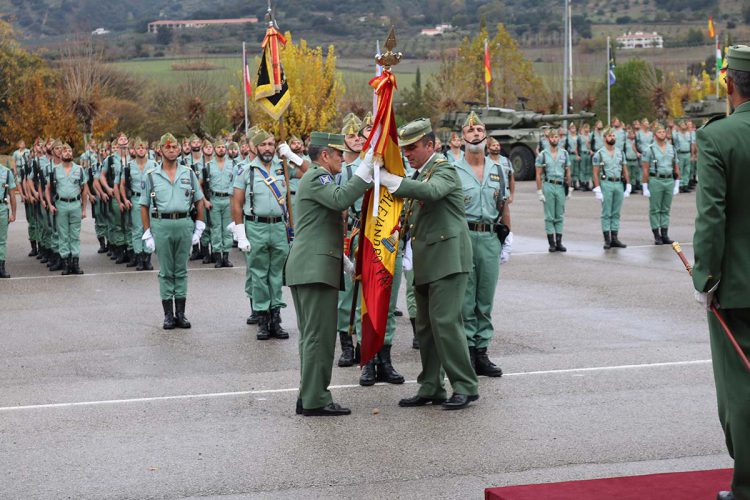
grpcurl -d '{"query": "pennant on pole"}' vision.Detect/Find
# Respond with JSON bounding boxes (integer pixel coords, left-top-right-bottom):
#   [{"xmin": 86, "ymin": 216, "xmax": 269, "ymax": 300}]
[
  {"xmin": 708, "ymin": 16, "xmax": 715, "ymax": 39},
  {"xmin": 484, "ymin": 39, "xmax": 492, "ymax": 86},
  {"xmin": 255, "ymin": 24, "xmax": 290, "ymax": 120}
]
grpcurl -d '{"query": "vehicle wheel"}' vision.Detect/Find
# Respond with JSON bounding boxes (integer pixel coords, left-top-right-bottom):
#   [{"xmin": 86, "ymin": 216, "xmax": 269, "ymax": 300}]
[{"xmin": 510, "ymin": 145, "xmax": 536, "ymax": 181}]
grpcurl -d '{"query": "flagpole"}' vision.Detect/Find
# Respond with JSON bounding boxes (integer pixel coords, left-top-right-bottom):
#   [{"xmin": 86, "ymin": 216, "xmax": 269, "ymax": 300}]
[
  {"xmin": 562, "ymin": 0, "xmax": 569, "ymax": 125},
  {"xmin": 715, "ymin": 34, "xmax": 720, "ymax": 98},
  {"xmin": 242, "ymin": 41, "xmax": 249, "ymax": 136},
  {"xmin": 607, "ymin": 36, "xmax": 611, "ymax": 126}
]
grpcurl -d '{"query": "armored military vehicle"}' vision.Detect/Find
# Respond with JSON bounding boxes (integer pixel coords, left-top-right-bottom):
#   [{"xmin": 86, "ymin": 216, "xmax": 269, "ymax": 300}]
[{"xmin": 682, "ymin": 95, "xmax": 728, "ymax": 121}]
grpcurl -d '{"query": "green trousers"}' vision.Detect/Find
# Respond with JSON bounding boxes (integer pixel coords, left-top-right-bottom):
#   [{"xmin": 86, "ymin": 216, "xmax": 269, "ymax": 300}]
[
  {"xmin": 55, "ymin": 200, "xmax": 82, "ymax": 258},
  {"xmin": 677, "ymin": 153, "xmax": 691, "ymax": 187},
  {"xmin": 26, "ymin": 202, "xmax": 40, "ymax": 242},
  {"xmin": 405, "ymin": 267, "xmax": 416, "ymax": 318},
  {"xmin": 542, "ymin": 182, "xmax": 566, "ymax": 234},
  {"xmin": 627, "ymin": 159, "xmax": 641, "ymax": 186},
  {"xmin": 579, "ymin": 155, "xmax": 592, "ymax": 183},
  {"xmin": 94, "ymin": 199, "xmax": 107, "ymax": 238},
  {"xmin": 129, "ymin": 204, "xmax": 150, "ymax": 254},
  {"xmin": 151, "ymin": 218, "xmax": 193, "ymax": 300},
  {"xmin": 209, "ymin": 197, "xmax": 233, "ymax": 253},
  {"xmin": 600, "ymin": 180, "xmax": 624, "ymax": 232},
  {"xmin": 244, "ymin": 220, "xmax": 288, "ymax": 312},
  {"xmin": 414, "ymin": 272, "xmax": 478, "ymax": 398},
  {"xmin": 709, "ymin": 308, "xmax": 750, "ymax": 499},
  {"xmin": 463, "ymin": 231, "xmax": 501, "ymax": 349},
  {"xmin": 0, "ymin": 204, "xmax": 8, "ymax": 260},
  {"xmin": 108, "ymin": 199, "xmax": 126, "ymax": 246},
  {"xmin": 292, "ymin": 283, "xmax": 339, "ymax": 410},
  {"xmin": 40, "ymin": 206, "xmax": 51, "ymax": 249},
  {"xmin": 648, "ymin": 177, "xmax": 674, "ymax": 230},
  {"xmin": 571, "ymin": 157, "xmax": 581, "ymax": 184}
]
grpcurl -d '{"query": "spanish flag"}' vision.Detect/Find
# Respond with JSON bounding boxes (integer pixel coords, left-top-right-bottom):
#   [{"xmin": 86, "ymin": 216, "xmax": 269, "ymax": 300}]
[
  {"xmin": 708, "ymin": 16, "xmax": 715, "ymax": 39},
  {"xmin": 255, "ymin": 24, "xmax": 290, "ymax": 120},
  {"xmin": 484, "ymin": 39, "xmax": 492, "ymax": 86},
  {"xmin": 356, "ymin": 69, "xmax": 406, "ymax": 366}
]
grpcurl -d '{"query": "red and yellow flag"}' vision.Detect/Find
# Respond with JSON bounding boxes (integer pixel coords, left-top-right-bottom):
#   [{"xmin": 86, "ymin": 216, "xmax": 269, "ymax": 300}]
[
  {"xmin": 356, "ymin": 69, "xmax": 406, "ymax": 366},
  {"xmin": 484, "ymin": 39, "xmax": 492, "ymax": 86},
  {"xmin": 708, "ymin": 16, "xmax": 715, "ymax": 39},
  {"xmin": 255, "ymin": 24, "xmax": 290, "ymax": 120}
]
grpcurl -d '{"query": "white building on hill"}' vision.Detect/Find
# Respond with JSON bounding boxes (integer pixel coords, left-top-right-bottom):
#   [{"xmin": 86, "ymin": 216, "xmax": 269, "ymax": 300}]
[{"xmin": 617, "ymin": 31, "xmax": 664, "ymax": 49}]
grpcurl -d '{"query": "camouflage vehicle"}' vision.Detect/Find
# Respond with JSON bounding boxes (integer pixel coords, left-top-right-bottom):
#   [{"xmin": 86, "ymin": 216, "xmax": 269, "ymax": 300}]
[
  {"xmin": 439, "ymin": 107, "xmax": 596, "ymax": 180},
  {"xmin": 682, "ymin": 95, "xmax": 728, "ymax": 121}
]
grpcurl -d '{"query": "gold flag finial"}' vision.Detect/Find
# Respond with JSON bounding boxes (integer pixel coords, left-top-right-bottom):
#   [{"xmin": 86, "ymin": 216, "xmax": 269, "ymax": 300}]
[{"xmin": 376, "ymin": 27, "xmax": 402, "ymax": 70}]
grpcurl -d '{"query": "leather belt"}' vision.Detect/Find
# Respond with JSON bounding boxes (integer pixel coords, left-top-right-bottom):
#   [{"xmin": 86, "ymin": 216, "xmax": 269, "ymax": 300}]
[
  {"xmin": 544, "ymin": 179, "xmax": 564, "ymax": 185},
  {"xmin": 131, "ymin": 191, "xmax": 141, "ymax": 198},
  {"xmin": 211, "ymin": 192, "xmax": 231, "ymax": 197},
  {"xmin": 602, "ymin": 176, "xmax": 621, "ymax": 182},
  {"xmin": 655, "ymin": 173, "xmax": 673, "ymax": 179},
  {"xmin": 245, "ymin": 215, "xmax": 283, "ymax": 223},
  {"xmin": 468, "ymin": 222, "xmax": 494, "ymax": 233},
  {"xmin": 56, "ymin": 195, "xmax": 81, "ymax": 202},
  {"xmin": 152, "ymin": 212, "xmax": 189, "ymax": 220}
]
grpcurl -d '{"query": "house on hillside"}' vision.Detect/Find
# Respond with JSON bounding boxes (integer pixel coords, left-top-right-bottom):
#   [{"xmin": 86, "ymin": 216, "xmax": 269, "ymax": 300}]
[
  {"xmin": 617, "ymin": 31, "xmax": 664, "ymax": 49},
  {"xmin": 148, "ymin": 18, "xmax": 258, "ymax": 34},
  {"xmin": 420, "ymin": 23, "xmax": 454, "ymax": 36}
]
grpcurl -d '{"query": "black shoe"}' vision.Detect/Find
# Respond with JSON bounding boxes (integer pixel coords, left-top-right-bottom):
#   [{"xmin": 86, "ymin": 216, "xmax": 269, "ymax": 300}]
[
  {"xmin": 189, "ymin": 244, "xmax": 201, "ymax": 261},
  {"xmin": 398, "ymin": 395, "xmax": 446, "ymax": 407},
  {"xmin": 38, "ymin": 246, "xmax": 47, "ymax": 261},
  {"xmin": 97, "ymin": 237, "xmax": 107, "ymax": 254},
  {"xmin": 660, "ymin": 227, "xmax": 673, "ymax": 245},
  {"xmin": 679, "ymin": 186, "xmax": 688, "ymax": 193},
  {"xmin": 28, "ymin": 241, "xmax": 38, "ymax": 257},
  {"xmin": 269, "ymin": 307, "xmax": 289, "ymax": 339},
  {"xmin": 70, "ymin": 257, "xmax": 84, "ymax": 275},
  {"xmin": 359, "ymin": 358, "xmax": 377, "ymax": 386},
  {"xmin": 202, "ymin": 247, "xmax": 214, "ymax": 264},
  {"xmin": 394, "ymin": 308, "xmax": 403, "ymax": 317},
  {"xmin": 116, "ymin": 246, "xmax": 129, "ymax": 264},
  {"xmin": 547, "ymin": 234, "xmax": 557, "ymax": 253},
  {"xmin": 174, "ymin": 298, "xmax": 191, "ymax": 329},
  {"xmin": 125, "ymin": 250, "xmax": 138, "ymax": 267},
  {"xmin": 213, "ymin": 252, "xmax": 223, "ymax": 268},
  {"xmin": 475, "ymin": 347, "xmax": 503, "ymax": 377},
  {"xmin": 106, "ymin": 243, "xmax": 113, "ymax": 257},
  {"xmin": 653, "ymin": 228, "xmax": 663, "ymax": 245},
  {"xmin": 295, "ymin": 398, "xmax": 303, "ymax": 415},
  {"xmin": 109, "ymin": 244, "xmax": 119, "ymax": 260},
  {"xmin": 49, "ymin": 254, "xmax": 64, "ymax": 271},
  {"xmin": 441, "ymin": 393, "xmax": 479, "ymax": 410},
  {"xmin": 233, "ymin": 240, "xmax": 238, "ymax": 248},
  {"xmin": 162, "ymin": 299, "xmax": 175, "ymax": 330},
  {"xmin": 716, "ymin": 492, "xmax": 735, "ymax": 500},
  {"xmin": 338, "ymin": 331, "xmax": 355, "ymax": 367},
  {"xmin": 610, "ymin": 231, "xmax": 626, "ymax": 248},
  {"xmin": 221, "ymin": 252, "xmax": 233, "ymax": 268},
  {"xmin": 246, "ymin": 310, "xmax": 259, "ymax": 325},
  {"xmin": 135, "ymin": 252, "xmax": 145, "ymax": 271},
  {"xmin": 0, "ymin": 261, "xmax": 10, "ymax": 278},
  {"xmin": 410, "ymin": 317, "xmax": 419, "ymax": 349},
  {"xmin": 302, "ymin": 402, "xmax": 351, "ymax": 416},
  {"xmin": 354, "ymin": 342, "xmax": 361, "ymax": 364},
  {"xmin": 555, "ymin": 234, "xmax": 567, "ymax": 252},
  {"xmin": 256, "ymin": 311, "xmax": 271, "ymax": 340},
  {"xmin": 603, "ymin": 231, "xmax": 612, "ymax": 250},
  {"xmin": 376, "ymin": 344, "xmax": 405, "ymax": 384},
  {"xmin": 143, "ymin": 253, "xmax": 154, "ymax": 271}
]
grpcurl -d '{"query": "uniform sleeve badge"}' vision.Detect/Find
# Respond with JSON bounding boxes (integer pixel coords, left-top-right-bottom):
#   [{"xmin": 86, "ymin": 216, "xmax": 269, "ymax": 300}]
[{"xmin": 319, "ymin": 174, "xmax": 333, "ymax": 185}]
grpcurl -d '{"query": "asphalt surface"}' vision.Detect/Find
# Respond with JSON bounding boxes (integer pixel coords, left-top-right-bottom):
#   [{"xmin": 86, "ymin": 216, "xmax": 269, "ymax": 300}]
[{"xmin": 0, "ymin": 182, "xmax": 731, "ymax": 499}]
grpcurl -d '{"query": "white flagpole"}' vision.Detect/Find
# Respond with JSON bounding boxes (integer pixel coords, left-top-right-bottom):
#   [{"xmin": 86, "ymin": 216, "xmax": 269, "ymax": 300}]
[
  {"xmin": 607, "ymin": 37, "xmax": 611, "ymax": 126},
  {"xmin": 242, "ymin": 41, "xmax": 249, "ymax": 136}
]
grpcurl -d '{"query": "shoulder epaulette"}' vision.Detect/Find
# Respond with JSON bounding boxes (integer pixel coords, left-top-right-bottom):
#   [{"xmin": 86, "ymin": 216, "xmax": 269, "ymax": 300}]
[
  {"xmin": 145, "ymin": 168, "xmax": 156, "ymax": 175},
  {"xmin": 701, "ymin": 114, "xmax": 726, "ymax": 129}
]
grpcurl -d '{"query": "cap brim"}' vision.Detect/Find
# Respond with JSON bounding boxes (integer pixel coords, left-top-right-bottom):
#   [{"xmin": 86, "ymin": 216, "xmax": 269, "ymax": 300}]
[{"xmin": 398, "ymin": 134, "xmax": 424, "ymax": 147}]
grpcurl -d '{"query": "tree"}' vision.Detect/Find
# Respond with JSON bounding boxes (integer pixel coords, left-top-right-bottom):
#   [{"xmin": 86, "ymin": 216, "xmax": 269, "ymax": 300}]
[
  {"xmin": 156, "ymin": 28, "xmax": 173, "ymax": 46},
  {"xmin": 397, "ymin": 67, "xmax": 431, "ymax": 124},
  {"xmin": 744, "ymin": 1, "xmax": 750, "ymax": 24},
  {"xmin": 593, "ymin": 59, "xmax": 658, "ymax": 123}
]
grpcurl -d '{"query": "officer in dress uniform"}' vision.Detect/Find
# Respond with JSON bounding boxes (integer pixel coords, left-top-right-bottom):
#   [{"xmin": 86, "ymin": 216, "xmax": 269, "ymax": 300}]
[
  {"xmin": 379, "ymin": 118, "xmax": 480, "ymax": 410},
  {"xmin": 592, "ymin": 128, "xmax": 631, "ymax": 249},
  {"xmin": 0, "ymin": 161, "xmax": 18, "ymax": 278},
  {"xmin": 120, "ymin": 138, "xmax": 156, "ymax": 271},
  {"xmin": 692, "ymin": 45, "xmax": 750, "ymax": 500},
  {"xmin": 452, "ymin": 111, "xmax": 510, "ymax": 378},
  {"xmin": 535, "ymin": 129, "xmax": 572, "ymax": 252},
  {"xmin": 641, "ymin": 122, "xmax": 680, "ymax": 245},
  {"xmin": 140, "ymin": 133, "xmax": 206, "ymax": 330},
  {"xmin": 284, "ymin": 131, "xmax": 373, "ymax": 416}
]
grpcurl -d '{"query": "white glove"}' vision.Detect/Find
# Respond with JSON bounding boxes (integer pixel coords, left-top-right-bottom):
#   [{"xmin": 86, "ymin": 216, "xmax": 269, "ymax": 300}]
[
  {"xmin": 142, "ymin": 228, "xmax": 156, "ymax": 252},
  {"xmin": 354, "ymin": 149, "xmax": 375, "ymax": 182},
  {"xmin": 537, "ymin": 189, "xmax": 546, "ymax": 203},
  {"xmin": 673, "ymin": 180, "xmax": 680, "ymax": 196},
  {"xmin": 694, "ymin": 282, "xmax": 719, "ymax": 310},
  {"xmin": 643, "ymin": 184, "xmax": 651, "ymax": 198},
  {"xmin": 192, "ymin": 220, "xmax": 206, "ymax": 245},
  {"xmin": 379, "ymin": 168, "xmax": 403, "ymax": 194},
  {"xmin": 593, "ymin": 185, "xmax": 603, "ymax": 201},
  {"xmin": 343, "ymin": 254, "xmax": 355, "ymax": 276},
  {"xmin": 226, "ymin": 221, "xmax": 237, "ymax": 240},
  {"xmin": 232, "ymin": 223, "xmax": 251, "ymax": 252},
  {"xmin": 402, "ymin": 240, "xmax": 413, "ymax": 271},
  {"xmin": 277, "ymin": 142, "xmax": 303, "ymax": 167},
  {"xmin": 500, "ymin": 231, "xmax": 513, "ymax": 264},
  {"xmin": 624, "ymin": 184, "xmax": 632, "ymax": 198}
]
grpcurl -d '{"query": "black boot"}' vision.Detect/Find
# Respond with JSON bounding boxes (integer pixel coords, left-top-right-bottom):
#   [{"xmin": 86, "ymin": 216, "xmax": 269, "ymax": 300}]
[
  {"xmin": 256, "ymin": 311, "xmax": 271, "ymax": 340},
  {"xmin": 410, "ymin": 317, "xmax": 419, "ymax": 349},
  {"xmin": 555, "ymin": 234, "xmax": 567, "ymax": 252},
  {"xmin": 162, "ymin": 300, "xmax": 175, "ymax": 330},
  {"xmin": 603, "ymin": 231, "xmax": 612, "ymax": 250},
  {"xmin": 376, "ymin": 344, "xmax": 405, "ymax": 384},
  {"xmin": 143, "ymin": 253, "xmax": 154, "ymax": 271},
  {"xmin": 116, "ymin": 247, "xmax": 130, "ymax": 265},
  {"xmin": 49, "ymin": 253, "xmax": 64, "ymax": 271},
  {"xmin": 269, "ymin": 307, "xmax": 289, "ymax": 339},
  {"xmin": 547, "ymin": 234, "xmax": 557, "ymax": 252},
  {"xmin": 174, "ymin": 298, "xmax": 191, "ymax": 329},
  {"xmin": 61, "ymin": 256, "xmax": 73, "ymax": 275},
  {"xmin": 125, "ymin": 249, "xmax": 137, "ymax": 267},
  {"xmin": 247, "ymin": 311, "xmax": 259, "ymax": 325},
  {"xmin": 71, "ymin": 257, "xmax": 84, "ymax": 275},
  {"xmin": 469, "ymin": 346, "xmax": 477, "ymax": 372},
  {"xmin": 652, "ymin": 228, "xmax": 663, "ymax": 245},
  {"xmin": 97, "ymin": 237, "xmax": 107, "ymax": 254},
  {"xmin": 660, "ymin": 227, "xmax": 673, "ymax": 245},
  {"xmin": 338, "ymin": 331, "xmax": 355, "ymax": 367},
  {"xmin": 610, "ymin": 231, "xmax": 627, "ymax": 248},
  {"xmin": 213, "ymin": 253, "xmax": 223, "ymax": 268},
  {"xmin": 135, "ymin": 252, "xmax": 145, "ymax": 271},
  {"xmin": 189, "ymin": 244, "xmax": 201, "ymax": 261},
  {"xmin": 37, "ymin": 245, "xmax": 45, "ymax": 260},
  {"xmin": 359, "ymin": 357, "xmax": 377, "ymax": 386},
  {"xmin": 39, "ymin": 247, "xmax": 49, "ymax": 263},
  {"xmin": 221, "ymin": 252, "xmax": 233, "ymax": 268},
  {"xmin": 201, "ymin": 246, "xmax": 213, "ymax": 264},
  {"xmin": 106, "ymin": 242, "xmax": 113, "ymax": 257},
  {"xmin": 28, "ymin": 241, "xmax": 38, "ymax": 257},
  {"xmin": 475, "ymin": 347, "xmax": 503, "ymax": 377},
  {"xmin": 110, "ymin": 244, "xmax": 119, "ymax": 260},
  {"xmin": 0, "ymin": 261, "xmax": 10, "ymax": 278}
]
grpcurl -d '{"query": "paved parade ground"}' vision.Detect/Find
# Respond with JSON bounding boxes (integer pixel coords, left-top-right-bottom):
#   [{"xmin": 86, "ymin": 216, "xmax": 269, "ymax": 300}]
[{"xmin": 0, "ymin": 182, "xmax": 730, "ymax": 499}]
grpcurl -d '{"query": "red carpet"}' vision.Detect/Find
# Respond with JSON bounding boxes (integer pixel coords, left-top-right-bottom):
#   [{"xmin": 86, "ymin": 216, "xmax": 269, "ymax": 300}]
[{"xmin": 486, "ymin": 468, "xmax": 733, "ymax": 500}]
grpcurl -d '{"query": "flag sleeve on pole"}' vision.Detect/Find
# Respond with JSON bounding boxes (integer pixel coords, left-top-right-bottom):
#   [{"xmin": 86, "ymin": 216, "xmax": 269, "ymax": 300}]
[{"xmin": 254, "ymin": 25, "xmax": 290, "ymax": 121}]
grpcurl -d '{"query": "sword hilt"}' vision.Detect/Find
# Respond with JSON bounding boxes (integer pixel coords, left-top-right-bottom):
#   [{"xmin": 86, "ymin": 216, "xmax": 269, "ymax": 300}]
[{"xmin": 671, "ymin": 242, "xmax": 693, "ymax": 276}]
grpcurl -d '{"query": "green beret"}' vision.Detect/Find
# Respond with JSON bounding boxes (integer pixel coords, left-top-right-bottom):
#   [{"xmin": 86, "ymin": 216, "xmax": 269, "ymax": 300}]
[
  {"xmin": 462, "ymin": 110, "xmax": 484, "ymax": 129},
  {"xmin": 309, "ymin": 131, "xmax": 350, "ymax": 152},
  {"xmin": 227, "ymin": 141, "xmax": 239, "ymax": 151},
  {"xmin": 727, "ymin": 45, "xmax": 750, "ymax": 72},
  {"xmin": 188, "ymin": 134, "xmax": 200, "ymax": 143},
  {"xmin": 159, "ymin": 133, "xmax": 179, "ymax": 148},
  {"xmin": 397, "ymin": 118, "xmax": 432, "ymax": 147},
  {"xmin": 214, "ymin": 138, "xmax": 227, "ymax": 148},
  {"xmin": 251, "ymin": 130, "xmax": 272, "ymax": 147}
]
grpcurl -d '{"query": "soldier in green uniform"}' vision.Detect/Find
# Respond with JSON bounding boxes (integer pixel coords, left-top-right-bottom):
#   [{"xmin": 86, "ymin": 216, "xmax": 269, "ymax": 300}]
[
  {"xmin": 592, "ymin": 128, "xmax": 631, "ymax": 249},
  {"xmin": 43, "ymin": 140, "xmax": 65, "ymax": 272},
  {"xmin": 625, "ymin": 127, "xmax": 642, "ymax": 192},
  {"xmin": 140, "ymin": 133, "xmax": 206, "ymax": 330},
  {"xmin": 231, "ymin": 130, "xmax": 291, "ymax": 340},
  {"xmin": 453, "ymin": 111, "xmax": 509, "ymax": 378},
  {"xmin": 641, "ymin": 123, "xmax": 680, "ymax": 245},
  {"xmin": 119, "ymin": 138, "xmax": 156, "ymax": 271},
  {"xmin": 692, "ymin": 45, "xmax": 750, "ymax": 500},
  {"xmin": 446, "ymin": 132, "xmax": 464, "ymax": 163},
  {"xmin": 47, "ymin": 144, "xmax": 90, "ymax": 275},
  {"xmin": 284, "ymin": 131, "xmax": 373, "ymax": 416},
  {"xmin": 535, "ymin": 129, "xmax": 572, "ymax": 252},
  {"xmin": 10, "ymin": 140, "xmax": 35, "ymax": 257},
  {"xmin": 200, "ymin": 138, "xmax": 235, "ymax": 268},
  {"xmin": 197, "ymin": 140, "xmax": 214, "ymax": 264},
  {"xmin": 0, "ymin": 161, "xmax": 18, "ymax": 278},
  {"xmin": 672, "ymin": 120, "xmax": 694, "ymax": 193},
  {"xmin": 379, "ymin": 118, "xmax": 480, "ymax": 410},
  {"xmin": 585, "ymin": 120, "xmax": 606, "ymax": 191},
  {"xmin": 578, "ymin": 123, "xmax": 592, "ymax": 194},
  {"xmin": 564, "ymin": 123, "xmax": 581, "ymax": 190},
  {"xmin": 100, "ymin": 134, "xmax": 132, "ymax": 265}
]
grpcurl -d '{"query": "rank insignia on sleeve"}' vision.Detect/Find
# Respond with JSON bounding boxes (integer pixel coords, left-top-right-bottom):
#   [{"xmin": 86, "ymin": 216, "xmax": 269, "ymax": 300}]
[{"xmin": 319, "ymin": 174, "xmax": 333, "ymax": 185}]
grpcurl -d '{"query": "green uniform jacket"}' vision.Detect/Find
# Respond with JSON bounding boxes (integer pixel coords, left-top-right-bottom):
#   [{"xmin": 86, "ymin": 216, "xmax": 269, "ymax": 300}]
[
  {"xmin": 284, "ymin": 164, "xmax": 369, "ymax": 289},
  {"xmin": 693, "ymin": 101, "xmax": 750, "ymax": 308},
  {"xmin": 394, "ymin": 153, "xmax": 472, "ymax": 286}
]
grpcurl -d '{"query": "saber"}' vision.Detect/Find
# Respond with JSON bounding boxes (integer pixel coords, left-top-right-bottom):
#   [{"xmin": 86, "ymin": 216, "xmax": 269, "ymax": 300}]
[{"xmin": 672, "ymin": 242, "xmax": 750, "ymax": 372}]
